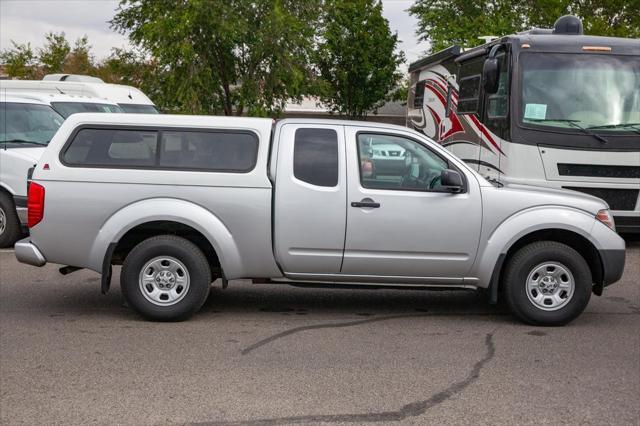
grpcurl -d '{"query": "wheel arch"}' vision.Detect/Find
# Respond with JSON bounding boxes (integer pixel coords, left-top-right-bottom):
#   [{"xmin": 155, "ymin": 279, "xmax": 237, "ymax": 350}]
[
  {"xmin": 88, "ymin": 198, "xmax": 243, "ymax": 280},
  {"xmin": 474, "ymin": 207, "xmax": 604, "ymax": 297}
]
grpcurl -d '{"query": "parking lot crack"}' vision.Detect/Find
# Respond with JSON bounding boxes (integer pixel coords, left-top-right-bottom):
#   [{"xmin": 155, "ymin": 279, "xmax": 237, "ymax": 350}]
[
  {"xmin": 195, "ymin": 332, "xmax": 496, "ymax": 425},
  {"xmin": 240, "ymin": 314, "xmax": 430, "ymax": 355}
]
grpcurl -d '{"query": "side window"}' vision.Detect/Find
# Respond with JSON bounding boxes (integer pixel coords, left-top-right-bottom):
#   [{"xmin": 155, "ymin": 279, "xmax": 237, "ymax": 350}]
[
  {"xmin": 457, "ymin": 56, "xmax": 485, "ymax": 114},
  {"xmin": 293, "ymin": 128, "xmax": 339, "ymax": 187},
  {"xmin": 413, "ymin": 81, "xmax": 426, "ymax": 108},
  {"xmin": 159, "ymin": 130, "xmax": 258, "ymax": 172},
  {"xmin": 63, "ymin": 128, "xmax": 158, "ymax": 166},
  {"xmin": 357, "ymin": 133, "xmax": 449, "ymax": 191}
]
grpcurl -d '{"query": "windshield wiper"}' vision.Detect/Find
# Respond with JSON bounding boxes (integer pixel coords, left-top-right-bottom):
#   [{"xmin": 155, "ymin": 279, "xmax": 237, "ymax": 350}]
[
  {"xmin": 528, "ymin": 119, "xmax": 609, "ymax": 144},
  {"xmin": 1, "ymin": 139, "xmax": 48, "ymax": 146},
  {"xmin": 586, "ymin": 123, "xmax": 640, "ymax": 135}
]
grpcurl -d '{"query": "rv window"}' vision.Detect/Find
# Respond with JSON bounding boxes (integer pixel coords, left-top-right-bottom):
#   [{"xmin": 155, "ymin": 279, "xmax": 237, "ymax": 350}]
[
  {"xmin": 457, "ymin": 56, "xmax": 485, "ymax": 115},
  {"xmin": 457, "ymin": 76, "xmax": 481, "ymax": 114}
]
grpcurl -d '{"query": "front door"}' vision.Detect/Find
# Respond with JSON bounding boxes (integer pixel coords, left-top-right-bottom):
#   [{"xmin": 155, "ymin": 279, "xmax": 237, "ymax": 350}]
[{"xmin": 342, "ymin": 127, "xmax": 482, "ymax": 281}]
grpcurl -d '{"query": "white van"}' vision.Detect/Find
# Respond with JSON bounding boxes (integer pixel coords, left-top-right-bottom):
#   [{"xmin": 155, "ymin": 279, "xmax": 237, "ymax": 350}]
[
  {"xmin": 8, "ymin": 92, "xmax": 123, "ymax": 118},
  {"xmin": 0, "ymin": 95, "xmax": 65, "ymax": 246},
  {"xmin": 0, "ymin": 74, "xmax": 158, "ymax": 114}
]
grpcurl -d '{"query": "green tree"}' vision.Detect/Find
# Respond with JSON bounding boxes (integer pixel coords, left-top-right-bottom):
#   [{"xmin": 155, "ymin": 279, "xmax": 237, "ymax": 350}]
[
  {"xmin": 111, "ymin": 0, "xmax": 321, "ymax": 116},
  {"xmin": 63, "ymin": 35, "xmax": 95, "ymax": 75},
  {"xmin": 410, "ymin": 0, "xmax": 640, "ymax": 53},
  {"xmin": 38, "ymin": 32, "xmax": 71, "ymax": 74},
  {"xmin": 0, "ymin": 41, "xmax": 39, "ymax": 79},
  {"xmin": 315, "ymin": 0, "xmax": 405, "ymax": 119}
]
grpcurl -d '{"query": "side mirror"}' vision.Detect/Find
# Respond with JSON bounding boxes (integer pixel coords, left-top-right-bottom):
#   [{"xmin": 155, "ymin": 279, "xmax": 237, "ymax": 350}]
[
  {"xmin": 445, "ymin": 84, "xmax": 454, "ymax": 117},
  {"xmin": 482, "ymin": 45, "xmax": 502, "ymax": 94},
  {"xmin": 483, "ymin": 58, "xmax": 499, "ymax": 94},
  {"xmin": 441, "ymin": 169, "xmax": 463, "ymax": 192}
]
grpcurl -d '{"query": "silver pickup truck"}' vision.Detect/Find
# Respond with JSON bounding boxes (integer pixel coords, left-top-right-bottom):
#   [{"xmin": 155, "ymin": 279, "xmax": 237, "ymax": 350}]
[{"xmin": 15, "ymin": 114, "xmax": 625, "ymax": 325}]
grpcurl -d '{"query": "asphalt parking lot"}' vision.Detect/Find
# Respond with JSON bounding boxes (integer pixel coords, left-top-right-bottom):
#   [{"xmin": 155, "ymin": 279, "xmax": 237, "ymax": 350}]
[{"xmin": 1, "ymin": 240, "xmax": 638, "ymax": 425}]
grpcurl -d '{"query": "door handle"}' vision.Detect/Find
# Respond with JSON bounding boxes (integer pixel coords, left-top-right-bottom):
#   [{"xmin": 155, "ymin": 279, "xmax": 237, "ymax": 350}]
[{"xmin": 351, "ymin": 200, "xmax": 380, "ymax": 208}]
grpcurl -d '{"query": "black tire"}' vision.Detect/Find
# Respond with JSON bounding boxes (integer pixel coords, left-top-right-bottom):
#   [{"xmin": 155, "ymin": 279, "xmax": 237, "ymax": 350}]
[
  {"xmin": 503, "ymin": 241, "xmax": 592, "ymax": 326},
  {"xmin": 121, "ymin": 235, "xmax": 211, "ymax": 321},
  {"xmin": 0, "ymin": 192, "xmax": 22, "ymax": 248}
]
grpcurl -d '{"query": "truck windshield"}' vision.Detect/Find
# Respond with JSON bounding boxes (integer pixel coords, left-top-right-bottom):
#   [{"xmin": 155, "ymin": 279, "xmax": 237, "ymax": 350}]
[
  {"xmin": 520, "ymin": 53, "xmax": 639, "ymax": 133},
  {"xmin": 0, "ymin": 102, "xmax": 64, "ymax": 146},
  {"xmin": 51, "ymin": 102, "xmax": 123, "ymax": 118}
]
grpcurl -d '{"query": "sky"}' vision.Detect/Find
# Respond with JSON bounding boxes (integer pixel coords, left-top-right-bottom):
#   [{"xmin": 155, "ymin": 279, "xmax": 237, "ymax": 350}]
[{"xmin": 0, "ymin": 0, "xmax": 430, "ymax": 71}]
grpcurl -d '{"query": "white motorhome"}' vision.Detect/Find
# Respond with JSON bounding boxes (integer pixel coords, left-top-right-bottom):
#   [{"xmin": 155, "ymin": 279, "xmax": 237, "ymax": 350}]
[
  {"xmin": 406, "ymin": 16, "xmax": 640, "ymax": 232},
  {"xmin": 7, "ymin": 92, "xmax": 123, "ymax": 117},
  {"xmin": 0, "ymin": 95, "xmax": 65, "ymax": 247},
  {"xmin": 0, "ymin": 91, "xmax": 127, "ymax": 246},
  {"xmin": 0, "ymin": 74, "xmax": 158, "ymax": 114}
]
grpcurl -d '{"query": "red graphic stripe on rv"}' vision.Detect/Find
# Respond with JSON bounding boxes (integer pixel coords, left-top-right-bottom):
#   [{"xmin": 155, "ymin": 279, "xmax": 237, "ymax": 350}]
[
  {"xmin": 428, "ymin": 77, "xmax": 448, "ymax": 94},
  {"xmin": 469, "ymin": 115, "xmax": 505, "ymax": 155},
  {"xmin": 425, "ymin": 83, "xmax": 446, "ymax": 105},
  {"xmin": 427, "ymin": 105, "xmax": 441, "ymax": 125},
  {"xmin": 441, "ymin": 110, "xmax": 465, "ymax": 140}
]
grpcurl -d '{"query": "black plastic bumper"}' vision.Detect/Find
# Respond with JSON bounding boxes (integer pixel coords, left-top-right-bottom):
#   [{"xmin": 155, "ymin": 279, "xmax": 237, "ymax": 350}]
[{"xmin": 600, "ymin": 249, "xmax": 626, "ymax": 287}]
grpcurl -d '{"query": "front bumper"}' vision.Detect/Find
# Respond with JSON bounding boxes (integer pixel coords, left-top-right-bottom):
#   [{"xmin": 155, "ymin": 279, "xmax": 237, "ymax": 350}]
[{"xmin": 14, "ymin": 238, "xmax": 46, "ymax": 267}]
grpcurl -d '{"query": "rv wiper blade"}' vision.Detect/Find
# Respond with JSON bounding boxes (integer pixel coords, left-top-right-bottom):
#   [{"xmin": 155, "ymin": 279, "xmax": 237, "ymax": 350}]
[
  {"xmin": 528, "ymin": 119, "xmax": 609, "ymax": 144},
  {"xmin": 587, "ymin": 123, "xmax": 640, "ymax": 134},
  {"xmin": 1, "ymin": 139, "xmax": 48, "ymax": 146}
]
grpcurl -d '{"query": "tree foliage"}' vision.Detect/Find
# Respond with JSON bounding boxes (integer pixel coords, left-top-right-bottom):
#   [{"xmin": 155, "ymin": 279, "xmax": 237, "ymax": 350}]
[
  {"xmin": 410, "ymin": 0, "xmax": 640, "ymax": 53},
  {"xmin": 0, "ymin": 41, "xmax": 39, "ymax": 79},
  {"xmin": 111, "ymin": 0, "xmax": 321, "ymax": 116},
  {"xmin": 1, "ymin": 32, "xmax": 96, "ymax": 78},
  {"xmin": 315, "ymin": 0, "xmax": 405, "ymax": 119},
  {"xmin": 38, "ymin": 32, "xmax": 71, "ymax": 74}
]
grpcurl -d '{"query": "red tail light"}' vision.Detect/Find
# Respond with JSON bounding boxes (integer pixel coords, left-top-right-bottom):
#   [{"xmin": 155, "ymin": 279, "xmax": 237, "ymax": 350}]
[{"xmin": 27, "ymin": 182, "xmax": 45, "ymax": 228}]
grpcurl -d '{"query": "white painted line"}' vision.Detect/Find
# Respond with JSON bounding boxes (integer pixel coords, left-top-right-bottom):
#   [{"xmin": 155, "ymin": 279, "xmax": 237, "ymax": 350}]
[{"xmin": 0, "ymin": 249, "xmax": 15, "ymax": 253}]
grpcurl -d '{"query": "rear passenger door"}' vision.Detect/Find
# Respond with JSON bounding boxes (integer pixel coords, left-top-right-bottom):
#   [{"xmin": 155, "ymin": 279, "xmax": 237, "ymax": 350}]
[{"xmin": 273, "ymin": 124, "xmax": 347, "ymax": 274}]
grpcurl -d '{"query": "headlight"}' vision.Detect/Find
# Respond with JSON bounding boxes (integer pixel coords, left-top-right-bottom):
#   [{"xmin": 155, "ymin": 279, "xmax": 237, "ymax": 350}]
[{"xmin": 596, "ymin": 209, "xmax": 615, "ymax": 231}]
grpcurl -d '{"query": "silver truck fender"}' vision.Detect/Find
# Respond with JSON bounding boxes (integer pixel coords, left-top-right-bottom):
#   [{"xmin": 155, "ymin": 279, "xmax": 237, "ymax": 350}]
[
  {"xmin": 471, "ymin": 206, "xmax": 600, "ymax": 287},
  {"xmin": 87, "ymin": 198, "xmax": 243, "ymax": 277}
]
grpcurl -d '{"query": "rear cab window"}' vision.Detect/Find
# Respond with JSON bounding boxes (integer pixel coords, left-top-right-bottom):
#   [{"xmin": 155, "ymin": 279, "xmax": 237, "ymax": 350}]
[
  {"xmin": 293, "ymin": 128, "xmax": 339, "ymax": 187},
  {"xmin": 61, "ymin": 127, "xmax": 259, "ymax": 172}
]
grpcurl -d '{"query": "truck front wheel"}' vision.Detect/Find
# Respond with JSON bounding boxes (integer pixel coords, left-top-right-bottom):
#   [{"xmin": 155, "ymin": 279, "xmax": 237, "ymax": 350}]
[
  {"xmin": 503, "ymin": 241, "xmax": 592, "ymax": 326},
  {"xmin": 120, "ymin": 235, "xmax": 211, "ymax": 321}
]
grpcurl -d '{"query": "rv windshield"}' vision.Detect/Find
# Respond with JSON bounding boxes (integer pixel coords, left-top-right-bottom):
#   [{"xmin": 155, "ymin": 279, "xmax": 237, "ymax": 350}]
[
  {"xmin": 51, "ymin": 102, "xmax": 123, "ymax": 118},
  {"xmin": 520, "ymin": 53, "xmax": 639, "ymax": 132},
  {"xmin": 0, "ymin": 102, "xmax": 64, "ymax": 145}
]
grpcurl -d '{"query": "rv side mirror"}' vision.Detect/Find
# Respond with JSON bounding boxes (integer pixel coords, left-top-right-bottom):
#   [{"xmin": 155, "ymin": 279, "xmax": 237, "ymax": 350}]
[
  {"xmin": 445, "ymin": 85, "xmax": 454, "ymax": 117},
  {"xmin": 440, "ymin": 169, "xmax": 463, "ymax": 192},
  {"xmin": 483, "ymin": 57, "xmax": 500, "ymax": 94}
]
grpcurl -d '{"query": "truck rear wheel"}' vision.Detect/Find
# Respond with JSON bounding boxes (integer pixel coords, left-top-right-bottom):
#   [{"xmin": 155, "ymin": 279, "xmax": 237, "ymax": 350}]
[
  {"xmin": 0, "ymin": 193, "xmax": 22, "ymax": 248},
  {"xmin": 120, "ymin": 235, "xmax": 211, "ymax": 321},
  {"xmin": 503, "ymin": 241, "xmax": 591, "ymax": 326}
]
